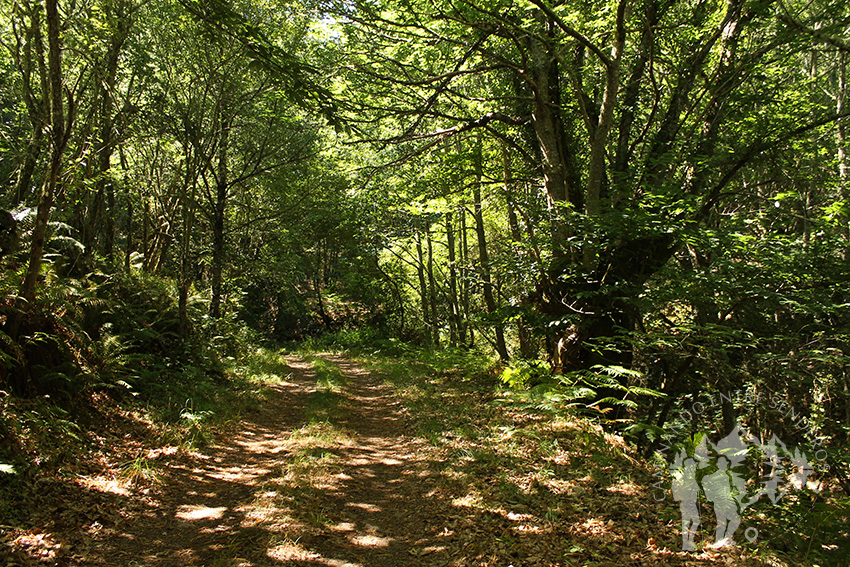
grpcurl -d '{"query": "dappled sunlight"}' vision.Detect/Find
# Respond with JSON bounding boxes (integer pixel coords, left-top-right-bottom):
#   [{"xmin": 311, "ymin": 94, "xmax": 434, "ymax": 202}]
[
  {"xmin": 26, "ymin": 353, "xmax": 785, "ymax": 567},
  {"xmin": 346, "ymin": 502, "xmax": 383, "ymax": 513},
  {"xmin": 76, "ymin": 475, "xmax": 133, "ymax": 497},
  {"xmin": 349, "ymin": 534, "xmax": 393, "ymax": 547},
  {"xmin": 606, "ymin": 480, "xmax": 646, "ymax": 497},
  {"xmin": 175, "ymin": 504, "xmax": 228, "ymax": 521},
  {"xmin": 266, "ymin": 540, "xmax": 324, "ymax": 562},
  {"xmin": 578, "ymin": 516, "xmax": 616, "ymax": 536}
]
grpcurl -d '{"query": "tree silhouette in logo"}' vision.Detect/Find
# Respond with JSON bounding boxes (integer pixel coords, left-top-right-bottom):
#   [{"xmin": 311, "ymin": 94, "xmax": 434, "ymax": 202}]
[{"xmin": 670, "ymin": 425, "xmax": 816, "ymax": 550}]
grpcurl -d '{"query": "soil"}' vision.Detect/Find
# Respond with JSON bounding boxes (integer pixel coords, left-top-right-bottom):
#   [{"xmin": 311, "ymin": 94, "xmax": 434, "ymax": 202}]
[
  {"xmin": 1, "ymin": 354, "xmax": 786, "ymax": 567},
  {"xmin": 5, "ymin": 355, "xmax": 453, "ymax": 567}
]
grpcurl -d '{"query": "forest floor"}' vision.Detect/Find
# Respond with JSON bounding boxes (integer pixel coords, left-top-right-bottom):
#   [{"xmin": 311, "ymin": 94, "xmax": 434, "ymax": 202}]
[{"xmin": 2, "ymin": 353, "xmax": 793, "ymax": 566}]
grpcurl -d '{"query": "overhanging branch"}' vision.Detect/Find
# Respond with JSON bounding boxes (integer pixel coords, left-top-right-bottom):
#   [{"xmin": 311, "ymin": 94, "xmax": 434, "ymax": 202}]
[{"xmin": 696, "ymin": 110, "xmax": 850, "ymax": 221}]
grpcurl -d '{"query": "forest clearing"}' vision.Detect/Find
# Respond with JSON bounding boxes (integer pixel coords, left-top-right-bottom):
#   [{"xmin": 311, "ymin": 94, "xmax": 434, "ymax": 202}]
[{"xmin": 1, "ymin": 0, "xmax": 850, "ymax": 564}]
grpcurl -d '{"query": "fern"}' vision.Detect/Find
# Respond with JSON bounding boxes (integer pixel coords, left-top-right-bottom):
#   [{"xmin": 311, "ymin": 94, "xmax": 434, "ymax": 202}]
[{"xmin": 48, "ymin": 235, "xmax": 86, "ymax": 253}]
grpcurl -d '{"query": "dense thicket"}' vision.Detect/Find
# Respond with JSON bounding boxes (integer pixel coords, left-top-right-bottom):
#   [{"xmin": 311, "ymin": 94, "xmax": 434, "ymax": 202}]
[{"xmin": 0, "ymin": 0, "xmax": 849, "ymax": 542}]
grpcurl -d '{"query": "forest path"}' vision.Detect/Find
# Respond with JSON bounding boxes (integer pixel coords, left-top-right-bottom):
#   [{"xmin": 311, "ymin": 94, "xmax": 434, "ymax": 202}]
[
  {"xmin": 88, "ymin": 354, "xmax": 453, "ymax": 567},
  {"xmin": 8, "ymin": 353, "xmax": 782, "ymax": 567}
]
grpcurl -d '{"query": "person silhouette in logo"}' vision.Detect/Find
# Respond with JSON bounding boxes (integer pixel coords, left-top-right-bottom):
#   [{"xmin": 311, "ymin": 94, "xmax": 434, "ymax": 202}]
[
  {"xmin": 702, "ymin": 455, "xmax": 742, "ymax": 547},
  {"xmin": 671, "ymin": 450, "xmax": 701, "ymax": 551}
]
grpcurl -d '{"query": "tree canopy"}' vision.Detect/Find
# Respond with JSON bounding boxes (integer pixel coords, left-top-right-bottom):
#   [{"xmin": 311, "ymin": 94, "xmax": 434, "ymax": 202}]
[{"xmin": 0, "ymin": 0, "xmax": 849, "ymax": 562}]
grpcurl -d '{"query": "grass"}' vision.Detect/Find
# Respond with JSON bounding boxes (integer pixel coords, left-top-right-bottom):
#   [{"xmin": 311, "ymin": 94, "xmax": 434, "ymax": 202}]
[
  {"xmin": 351, "ymin": 346, "xmax": 803, "ymax": 566},
  {"xmin": 298, "ymin": 354, "xmax": 349, "ymax": 424},
  {"xmin": 119, "ymin": 454, "xmax": 162, "ymax": 485},
  {"xmin": 301, "ymin": 353, "xmax": 348, "ymax": 390}
]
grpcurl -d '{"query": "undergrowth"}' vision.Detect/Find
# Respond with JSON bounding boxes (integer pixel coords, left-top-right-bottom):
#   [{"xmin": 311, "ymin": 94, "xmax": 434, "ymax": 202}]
[
  {"xmin": 325, "ymin": 333, "xmax": 844, "ymax": 567},
  {"xmin": 0, "ymin": 267, "xmax": 285, "ymax": 493}
]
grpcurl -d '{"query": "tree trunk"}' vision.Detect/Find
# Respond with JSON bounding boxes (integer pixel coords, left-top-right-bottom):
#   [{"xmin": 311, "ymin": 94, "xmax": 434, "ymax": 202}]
[
  {"xmin": 142, "ymin": 198, "xmax": 150, "ymax": 270},
  {"xmin": 426, "ymin": 221, "xmax": 440, "ymax": 347},
  {"xmin": 527, "ymin": 17, "xmax": 582, "ymax": 216},
  {"xmin": 21, "ymin": 0, "xmax": 67, "ymax": 305},
  {"xmin": 373, "ymin": 256, "xmax": 406, "ymax": 336},
  {"xmin": 10, "ymin": 1, "xmax": 48, "ymax": 207},
  {"xmin": 473, "ymin": 143, "xmax": 508, "ymax": 361},
  {"xmin": 105, "ymin": 180, "xmax": 116, "ymax": 259},
  {"xmin": 125, "ymin": 196, "xmax": 133, "ymax": 273},
  {"xmin": 178, "ymin": 175, "xmax": 197, "ymax": 341},
  {"xmin": 14, "ymin": 128, "xmax": 44, "ymax": 206},
  {"xmin": 459, "ymin": 205, "xmax": 472, "ymax": 347},
  {"xmin": 838, "ymin": 51, "xmax": 849, "ymax": 261},
  {"xmin": 210, "ymin": 179, "xmax": 226, "ymax": 318},
  {"xmin": 446, "ymin": 211, "xmax": 460, "ymax": 347},
  {"xmin": 415, "ymin": 229, "xmax": 431, "ymax": 346},
  {"xmin": 210, "ymin": 111, "xmax": 229, "ymax": 319},
  {"xmin": 585, "ymin": 0, "xmax": 626, "ymax": 217},
  {"xmin": 501, "ymin": 142, "xmax": 535, "ymax": 358},
  {"xmin": 315, "ymin": 274, "xmax": 332, "ymax": 329}
]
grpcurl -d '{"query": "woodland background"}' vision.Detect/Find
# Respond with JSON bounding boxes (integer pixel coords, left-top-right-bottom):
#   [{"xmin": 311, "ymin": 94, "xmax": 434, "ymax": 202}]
[{"xmin": 0, "ymin": 0, "xmax": 849, "ymax": 563}]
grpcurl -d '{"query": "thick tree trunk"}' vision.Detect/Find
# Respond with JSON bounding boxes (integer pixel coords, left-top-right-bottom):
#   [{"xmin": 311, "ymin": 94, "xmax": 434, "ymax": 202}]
[
  {"xmin": 528, "ymin": 23, "xmax": 581, "ymax": 216},
  {"xmin": 548, "ymin": 234, "xmax": 675, "ymax": 373}
]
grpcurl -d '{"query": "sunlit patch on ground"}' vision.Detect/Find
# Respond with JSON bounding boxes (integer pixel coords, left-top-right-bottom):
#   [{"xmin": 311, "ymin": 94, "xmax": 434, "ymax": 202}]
[
  {"xmin": 606, "ymin": 480, "xmax": 645, "ymax": 497},
  {"xmin": 577, "ymin": 516, "xmax": 615, "ymax": 536},
  {"xmin": 175, "ymin": 504, "xmax": 227, "ymax": 521},
  {"xmin": 266, "ymin": 539, "xmax": 324, "ymax": 561},
  {"xmin": 451, "ymin": 493, "xmax": 484, "ymax": 509},
  {"xmin": 542, "ymin": 478, "xmax": 581, "ymax": 495},
  {"xmin": 330, "ymin": 521, "xmax": 357, "ymax": 532},
  {"xmin": 349, "ymin": 534, "xmax": 393, "ymax": 547},
  {"xmin": 11, "ymin": 531, "xmax": 63, "ymax": 562},
  {"xmin": 75, "ymin": 475, "xmax": 133, "ymax": 497}
]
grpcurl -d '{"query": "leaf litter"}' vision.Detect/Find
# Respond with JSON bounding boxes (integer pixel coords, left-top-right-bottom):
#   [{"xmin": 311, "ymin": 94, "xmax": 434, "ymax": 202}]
[{"xmin": 1, "ymin": 354, "xmax": 795, "ymax": 566}]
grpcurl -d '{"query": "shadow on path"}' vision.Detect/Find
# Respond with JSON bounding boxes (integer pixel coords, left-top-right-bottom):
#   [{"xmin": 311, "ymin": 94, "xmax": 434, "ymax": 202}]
[{"xmin": 75, "ymin": 355, "xmax": 462, "ymax": 567}]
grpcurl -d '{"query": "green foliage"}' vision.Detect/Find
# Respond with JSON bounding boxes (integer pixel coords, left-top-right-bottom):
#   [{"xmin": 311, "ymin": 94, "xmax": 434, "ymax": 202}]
[
  {"xmin": 297, "ymin": 327, "xmax": 386, "ymax": 354},
  {"xmin": 499, "ymin": 359, "xmax": 551, "ymax": 390},
  {"xmin": 119, "ymin": 454, "xmax": 162, "ymax": 485},
  {"xmin": 179, "ymin": 407, "xmax": 216, "ymax": 448},
  {"xmin": 499, "ymin": 361, "xmax": 665, "ymax": 421}
]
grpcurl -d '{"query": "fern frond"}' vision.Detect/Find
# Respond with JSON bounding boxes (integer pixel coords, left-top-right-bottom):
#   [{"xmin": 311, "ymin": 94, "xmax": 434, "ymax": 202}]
[{"xmin": 591, "ymin": 364, "xmax": 644, "ymax": 379}]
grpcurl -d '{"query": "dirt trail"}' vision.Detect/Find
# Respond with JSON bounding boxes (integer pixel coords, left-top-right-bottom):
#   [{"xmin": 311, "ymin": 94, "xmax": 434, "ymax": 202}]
[
  {"xmin": 5, "ymin": 353, "xmax": 787, "ymax": 567},
  {"xmin": 85, "ymin": 354, "xmax": 452, "ymax": 567}
]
